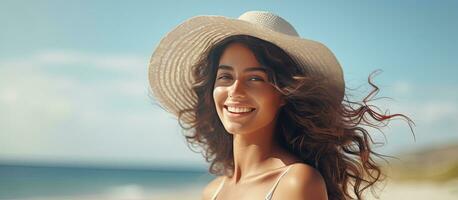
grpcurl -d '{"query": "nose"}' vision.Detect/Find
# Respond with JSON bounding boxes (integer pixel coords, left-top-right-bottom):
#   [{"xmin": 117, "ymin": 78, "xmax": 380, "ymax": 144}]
[{"xmin": 228, "ymin": 79, "xmax": 247, "ymax": 98}]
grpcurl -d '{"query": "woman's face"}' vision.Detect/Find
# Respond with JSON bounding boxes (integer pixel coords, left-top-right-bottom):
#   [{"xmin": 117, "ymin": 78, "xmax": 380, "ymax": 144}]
[{"xmin": 213, "ymin": 43, "xmax": 285, "ymax": 135}]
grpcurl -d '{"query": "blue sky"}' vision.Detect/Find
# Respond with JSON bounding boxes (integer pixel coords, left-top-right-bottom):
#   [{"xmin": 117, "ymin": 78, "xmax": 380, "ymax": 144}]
[{"xmin": 1, "ymin": 0, "xmax": 457, "ymax": 168}]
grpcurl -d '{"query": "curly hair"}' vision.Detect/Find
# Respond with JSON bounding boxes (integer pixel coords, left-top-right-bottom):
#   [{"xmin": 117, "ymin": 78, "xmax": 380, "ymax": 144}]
[{"xmin": 176, "ymin": 35, "xmax": 415, "ymax": 200}]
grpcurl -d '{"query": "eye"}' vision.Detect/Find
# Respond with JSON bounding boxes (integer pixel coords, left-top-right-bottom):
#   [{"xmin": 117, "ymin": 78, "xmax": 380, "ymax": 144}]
[
  {"xmin": 217, "ymin": 74, "xmax": 232, "ymax": 80},
  {"xmin": 249, "ymin": 76, "xmax": 265, "ymax": 82}
]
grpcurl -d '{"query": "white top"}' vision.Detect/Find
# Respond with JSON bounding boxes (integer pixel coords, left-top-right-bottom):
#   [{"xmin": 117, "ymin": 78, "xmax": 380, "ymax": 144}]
[{"xmin": 211, "ymin": 165, "xmax": 293, "ymax": 200}]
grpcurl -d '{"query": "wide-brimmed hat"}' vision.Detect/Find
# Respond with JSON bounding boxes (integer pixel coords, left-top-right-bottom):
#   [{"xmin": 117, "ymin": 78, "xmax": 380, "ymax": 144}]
[{"xmin": 148, "ymin": 10, "xmax": 344, "ymax": 124}]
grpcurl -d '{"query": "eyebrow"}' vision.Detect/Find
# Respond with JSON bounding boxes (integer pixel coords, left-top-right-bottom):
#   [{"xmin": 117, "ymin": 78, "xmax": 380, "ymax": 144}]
[{"xmin": 217, "ymin": 65, "xmax": 268, "ymax": 73}]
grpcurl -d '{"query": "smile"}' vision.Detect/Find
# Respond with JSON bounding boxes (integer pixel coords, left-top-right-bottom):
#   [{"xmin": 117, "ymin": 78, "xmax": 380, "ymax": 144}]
[
  {"xmin": 226, "ymin": 106, "xmax": 255, "ymax": 113},
  {"xmin": 224, "ymin": 105, "xmax": 256, "ymax": 116}
]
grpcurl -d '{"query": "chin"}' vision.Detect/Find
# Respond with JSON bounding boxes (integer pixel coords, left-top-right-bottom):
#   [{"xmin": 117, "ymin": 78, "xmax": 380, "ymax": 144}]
[
  {"xmin": 223, "ymin": 126, "xmax": 240, "ymax": 134},
  {"xmin": 223, "ymin": 124, "xmax": 254, "ymax": 135},
  {"xmin": 222, "ymin": 123, "xmax": 240, "ymax": 132}
]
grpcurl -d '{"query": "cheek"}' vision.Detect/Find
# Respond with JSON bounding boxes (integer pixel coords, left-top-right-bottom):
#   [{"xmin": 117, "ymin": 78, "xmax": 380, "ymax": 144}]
[
  {"xmin": 256, "ymin": 90, "xmax": 282, "ymax": 113},
  {"xmin": 213, "ymin": 87, "xmax": 225, "ymax": 108},
  {"xmin": 212, "ymin": 87, "xmax": 220, "ymax": 102}
]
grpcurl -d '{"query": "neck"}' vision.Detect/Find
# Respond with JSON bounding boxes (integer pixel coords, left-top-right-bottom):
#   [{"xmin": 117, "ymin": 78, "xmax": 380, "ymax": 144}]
[{"xmin": 230, "ymin": 119, "xmax": 284, "ymax": 184}]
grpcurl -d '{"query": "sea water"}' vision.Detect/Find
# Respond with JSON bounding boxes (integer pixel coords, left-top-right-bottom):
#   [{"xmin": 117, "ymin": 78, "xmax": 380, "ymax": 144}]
[{"xmin": 0, "ymin": 164, "xmax": 214, "ymax": 200}]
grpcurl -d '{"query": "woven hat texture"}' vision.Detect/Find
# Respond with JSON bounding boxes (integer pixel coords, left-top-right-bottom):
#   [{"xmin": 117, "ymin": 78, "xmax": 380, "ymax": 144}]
[{"xmin": 148, "ymin": 11, "xmax": 344, "ymax": 124}]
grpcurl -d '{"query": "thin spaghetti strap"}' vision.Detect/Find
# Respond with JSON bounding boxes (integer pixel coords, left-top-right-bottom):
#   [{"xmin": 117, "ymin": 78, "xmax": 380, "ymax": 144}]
[
  {"xmin": 211, "ymin": 177, "xmax": 226, "ymax": 200},
  {"xmin": 264, "ymin": 165, "xmax": 293, "ymax": 200}
]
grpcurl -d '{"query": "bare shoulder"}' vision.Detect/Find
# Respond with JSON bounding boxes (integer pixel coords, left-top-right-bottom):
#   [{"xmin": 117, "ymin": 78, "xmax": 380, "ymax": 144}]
[
  {"xmin": 274, "ymin": 163, "xmax": 328, "ymax": 200},
  {"xmin": 201, "ymin": 175, "xmax": 225, "ymax": 200}
]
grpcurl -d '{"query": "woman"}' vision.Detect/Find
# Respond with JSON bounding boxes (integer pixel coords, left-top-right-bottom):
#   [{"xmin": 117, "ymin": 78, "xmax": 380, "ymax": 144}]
[{"xmin": 148, "ymin": 11, "xmax": 414, "ymax": 200}]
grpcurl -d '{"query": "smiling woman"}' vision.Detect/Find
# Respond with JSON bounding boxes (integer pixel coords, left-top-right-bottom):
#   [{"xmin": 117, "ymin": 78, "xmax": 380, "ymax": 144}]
[
  {"xmin": 213, "ymin": 43, "xmax": 285, "ymax": 136},
  {"xmin": 207, "ymin": 39, "xmax": 327, "ymax": 200},
  {"xmin": 147, "ymin": 11, "xmax": 415, "ymax": 200}
]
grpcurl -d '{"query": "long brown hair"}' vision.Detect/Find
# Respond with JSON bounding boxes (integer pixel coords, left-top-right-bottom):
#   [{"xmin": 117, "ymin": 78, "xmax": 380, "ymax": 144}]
[{"xmin": 176, "ymin": 35, "xmax": 415, "ymax": 200}]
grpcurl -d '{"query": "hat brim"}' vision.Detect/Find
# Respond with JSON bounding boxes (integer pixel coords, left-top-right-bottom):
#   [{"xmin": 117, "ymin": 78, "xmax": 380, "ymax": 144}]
[{"xmin": 148, "ymin": 15, "xmax": 344, "ymax": 124}]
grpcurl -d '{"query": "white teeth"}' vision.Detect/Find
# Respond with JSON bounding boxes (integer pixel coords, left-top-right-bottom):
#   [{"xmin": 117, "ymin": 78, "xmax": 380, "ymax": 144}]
[{"xmin": 226, "ymin": 106, "xmax": 254, "ymax": 113}]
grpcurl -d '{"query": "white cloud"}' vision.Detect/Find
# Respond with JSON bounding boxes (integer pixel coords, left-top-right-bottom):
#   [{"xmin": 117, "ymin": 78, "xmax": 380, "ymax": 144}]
[
  {"xmin": 391, "ymin": 80, "xmax": 413, "ymax": 95},
  {"xmin": 0, "ymin": 50, "xmax": 205, "ymax": 167},
  {"xmin": 360, "ymin": 81, "xmax": 458, "ymax": 154},
  {"xmin": 416, "ymin": 101, "xmax": 458, "ymax": 122},
  {"xmin": 31, "ymin": 50, "xmax": 146, "ymax": 73}
]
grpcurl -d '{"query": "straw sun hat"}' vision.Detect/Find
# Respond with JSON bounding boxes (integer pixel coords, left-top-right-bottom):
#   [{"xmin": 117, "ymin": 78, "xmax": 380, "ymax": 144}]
[{"xmin": 148, "ymin": 10, "xmax": 344, "ymax": 124}]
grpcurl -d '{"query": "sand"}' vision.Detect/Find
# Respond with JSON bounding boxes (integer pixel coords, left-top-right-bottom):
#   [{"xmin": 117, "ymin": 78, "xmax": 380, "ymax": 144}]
[{"xmin": 7, "ymin": 180, "xmax": 458, "ymax": 200}]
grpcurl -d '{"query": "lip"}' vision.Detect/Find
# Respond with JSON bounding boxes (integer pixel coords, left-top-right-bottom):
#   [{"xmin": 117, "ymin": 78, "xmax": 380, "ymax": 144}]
[{"xmin": 223, "ymin": 105, "xmax": 256, "ymax": 118}]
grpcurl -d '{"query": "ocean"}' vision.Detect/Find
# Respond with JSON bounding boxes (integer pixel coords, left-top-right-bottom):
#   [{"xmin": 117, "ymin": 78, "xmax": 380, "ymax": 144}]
[{"xmin": 0, "ymin": 164, "xmax": 214, "ymax": 200}]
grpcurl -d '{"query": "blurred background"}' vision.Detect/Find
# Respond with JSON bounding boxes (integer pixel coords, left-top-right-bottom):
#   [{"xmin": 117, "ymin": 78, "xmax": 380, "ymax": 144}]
[{"xmin": 1, "ymin": 0, "xmax": 457, "ymax": 199}]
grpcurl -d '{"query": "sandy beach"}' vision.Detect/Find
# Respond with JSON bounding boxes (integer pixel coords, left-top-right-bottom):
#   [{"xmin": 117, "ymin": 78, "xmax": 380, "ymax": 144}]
[
  {"xmin": 8, "ymin": 179, "xmax": 457, "ymax": 200},
  {"xmin": 367, "ymin": 180, "xmax": 458, "ymax": 200}
]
